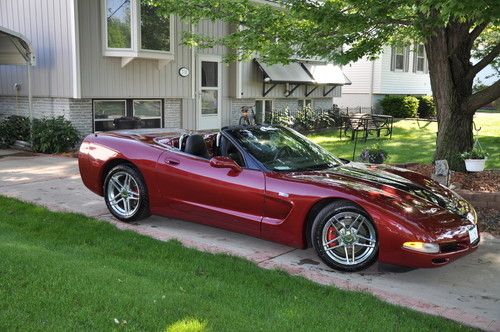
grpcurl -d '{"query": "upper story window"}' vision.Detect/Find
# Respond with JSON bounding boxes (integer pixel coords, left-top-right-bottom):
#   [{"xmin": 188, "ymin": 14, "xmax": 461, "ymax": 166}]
[
  {"xmin": 414, "ymin": 44, "xmax": 426, "ymax": 73},
  {"xmin": 393, "ymin": 46, "xmax": 405, "ymax": 71},
  {"xmin": 102, "ymin": 0, "xmax": 174, "ymax": 65},
  {"xmin": 106, "ymin": 0, "xmax": 132, "ymax": 49}
]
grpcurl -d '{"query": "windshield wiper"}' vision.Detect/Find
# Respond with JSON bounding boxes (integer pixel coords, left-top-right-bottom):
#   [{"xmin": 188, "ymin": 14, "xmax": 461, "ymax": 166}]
[{"xmin": 296, "ymin": 163, "xmax": 338, "ymax": 171}]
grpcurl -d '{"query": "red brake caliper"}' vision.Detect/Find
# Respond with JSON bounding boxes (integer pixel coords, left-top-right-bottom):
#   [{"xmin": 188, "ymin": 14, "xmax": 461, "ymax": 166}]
[{"xmin": 327, "ymin": 226, "xmax": 337, "ymax": 248}]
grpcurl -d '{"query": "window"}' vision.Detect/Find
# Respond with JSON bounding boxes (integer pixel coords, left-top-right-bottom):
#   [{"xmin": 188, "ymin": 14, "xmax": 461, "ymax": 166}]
[
  {"xmin": 200, "ymin": 61, "xmax": 220, "ymax": 116},
  {"xmin": 415, "ymin": 44, "xmax": 426, "ymax": 72},
  {"xmin": 255, "ymin": 100, "xmax": 273, "ymax": 124},
  {"xmin": 93, "ymin": 99, "xmax": 164, "ymax": 132},
  {"xmin": 133, "ymin": 100, "xmax": 162, "ymax": 128},
  {"xmin": 102, "ymin": 0, "xmax": 174, "ymax": 61},
  {"xmin": 94, "ymin": 100, "xmax": 126, "ymax": 132},
  {"xmin": 140, "ymin": 2, "xmax": 170, "ymax": 52},
  {"xmin": 393, "ymin": 46, "xmax": 405, "ymax": 71},
  {"xmin": 298, "ymin": 99, "xmax": 313, "ymax": 109},
  {"xmin": 106, "ymin": 0, "xmax": 132, "ymax": 49}
]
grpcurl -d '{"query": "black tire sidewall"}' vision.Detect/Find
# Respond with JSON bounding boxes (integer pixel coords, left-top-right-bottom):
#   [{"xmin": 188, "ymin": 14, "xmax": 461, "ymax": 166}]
[
  {"xmin": 103, "ymin": 164, "xmax": 150, "ymax": 222},
  {"xmin": 311, "ymin": 201, "xmax": 379, "ymax": 272}
]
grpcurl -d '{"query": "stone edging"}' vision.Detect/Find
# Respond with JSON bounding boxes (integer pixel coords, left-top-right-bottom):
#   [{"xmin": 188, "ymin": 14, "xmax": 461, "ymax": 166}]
[{"xmin": 456, "ymin": 189, "xmax": 500, "ymax": 210}]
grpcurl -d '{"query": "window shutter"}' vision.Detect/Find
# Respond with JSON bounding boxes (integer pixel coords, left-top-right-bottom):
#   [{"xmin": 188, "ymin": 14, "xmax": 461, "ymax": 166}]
[
  {"xmin": 404, "ymin": 47, "xmax": 410, "ymax": 72},
  {"xmin": 424, "ymin": 48, "xmax": 429, "ymax": 73},
  {"xmin": 390, "ymin": 46, "xmax": 396, "ymax": 71},
  {"xmin": 412, "ymin": 45, "xmax": 417, "ymax": 73}
]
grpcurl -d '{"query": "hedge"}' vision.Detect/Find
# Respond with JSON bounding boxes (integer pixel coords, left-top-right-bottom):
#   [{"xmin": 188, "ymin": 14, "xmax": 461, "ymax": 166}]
[{"xmin": 380, "ymin": 95, "xmax": 419, "ymax": 118}]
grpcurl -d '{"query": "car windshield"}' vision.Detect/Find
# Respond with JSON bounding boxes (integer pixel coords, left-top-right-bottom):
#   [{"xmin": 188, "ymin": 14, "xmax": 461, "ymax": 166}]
[{"xmin": 226, "ymin": 126, "xmax": 342, "ymax": 172}]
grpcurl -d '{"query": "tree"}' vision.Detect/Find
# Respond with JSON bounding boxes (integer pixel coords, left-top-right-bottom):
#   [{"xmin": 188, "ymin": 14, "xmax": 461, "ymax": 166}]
[{"xmin": 151, "ymin": 0, "xmax": 500, "ymax": 170}]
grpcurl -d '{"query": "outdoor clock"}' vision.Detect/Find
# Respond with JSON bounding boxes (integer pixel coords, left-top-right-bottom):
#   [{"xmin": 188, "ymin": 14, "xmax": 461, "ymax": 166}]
[{"xmin": 179, "ymin": 67, "xmax": 190, "ymax": 77}]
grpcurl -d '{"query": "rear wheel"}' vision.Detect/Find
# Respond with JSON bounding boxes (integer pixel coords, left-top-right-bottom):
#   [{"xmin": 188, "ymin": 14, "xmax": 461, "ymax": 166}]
[
  {"xmin": 311, "ymin": 201, "xmax": 378, "ymax": 272},
  {"xmin": 104, "ymin": 164, "xmax": 150, "ymax": 222}
]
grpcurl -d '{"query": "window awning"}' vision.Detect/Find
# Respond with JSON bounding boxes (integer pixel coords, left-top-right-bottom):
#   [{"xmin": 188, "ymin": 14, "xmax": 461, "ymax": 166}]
[
  {"xmin": 255, "ymin": 59, "xmax": 315, "ymax": 84},
  {"xmin": 302, "ymin": 63, "xmax": 351, "ymax": 85},
  {"xmin": 0, "ymin": 26, "xmax": 35, "ymax": 65}
]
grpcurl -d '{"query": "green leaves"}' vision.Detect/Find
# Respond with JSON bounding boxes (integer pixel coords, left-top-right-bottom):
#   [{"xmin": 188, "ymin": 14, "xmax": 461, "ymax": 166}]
[{"xmin": 150, "ymin": 0, "xmax": 498, "ymax": 67}]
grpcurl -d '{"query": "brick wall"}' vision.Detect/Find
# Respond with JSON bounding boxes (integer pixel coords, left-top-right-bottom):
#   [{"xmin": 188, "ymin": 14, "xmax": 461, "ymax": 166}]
[
  {"xmin": 230, "ymin": 99, "xmax": 255, "ymax": 125},
  {"xmin": 0, "ymin": 96, "xmax": 92, "ymax": 134},
  {"xmin": 164, "ymin": 98, "xmax": 182, "ymax": 128}
]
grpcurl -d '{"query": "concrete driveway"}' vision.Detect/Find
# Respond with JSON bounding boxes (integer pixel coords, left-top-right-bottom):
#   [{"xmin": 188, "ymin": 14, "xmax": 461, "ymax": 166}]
[{"xmin": 1, "ymin": 152, "xmax": 499, "ymax": 331}]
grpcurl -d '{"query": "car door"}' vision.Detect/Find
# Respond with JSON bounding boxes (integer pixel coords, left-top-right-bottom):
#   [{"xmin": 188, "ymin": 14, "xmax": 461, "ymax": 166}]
[{"xmin": 155, "ymin": 147, "xmax": 265, "ymax": 237}]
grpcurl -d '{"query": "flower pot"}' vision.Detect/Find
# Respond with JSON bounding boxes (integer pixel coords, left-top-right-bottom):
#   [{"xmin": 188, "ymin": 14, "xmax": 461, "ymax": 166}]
[{"xmin": 464, "ymin": 159, "xmax": 486, "ymax": 172}]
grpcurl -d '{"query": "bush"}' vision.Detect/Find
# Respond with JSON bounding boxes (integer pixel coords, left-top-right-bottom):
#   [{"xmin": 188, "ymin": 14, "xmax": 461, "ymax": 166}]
[
  {"xmin": 359, "ymin": 144, "xmax": 389, "ymax": 164},
  {"xmin": 293, "ymin": 106, "xmax": 317, "ymax": 131},
  {"xmin": 0, "ymin": 115, "xmax": 31, "ymax": 148},
  {"xmin": 266, "ymin": 108, "xmax": 294, "ymax": 127},
  {"xmin": 32, "ymin": 116, "xmax": 80, "ymax": 153},
  {"xmin": 418, "ymin": 96, "xmax": 436, "ymax": 118},
  {"xmin": 380, "ymin": 95, "xmax": 419, "ymax": 118}
]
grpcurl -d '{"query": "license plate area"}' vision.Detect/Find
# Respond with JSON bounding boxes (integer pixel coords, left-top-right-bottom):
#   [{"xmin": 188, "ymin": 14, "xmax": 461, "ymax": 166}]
[{"xmin": 468, "ymin": 225, "xmax": 479, "ymax": 244}]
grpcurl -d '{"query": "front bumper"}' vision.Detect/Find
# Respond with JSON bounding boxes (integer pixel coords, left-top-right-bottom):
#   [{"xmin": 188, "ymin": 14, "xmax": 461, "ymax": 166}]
[{"xmin": 381, "ymin": 231, "xmax": 480, "ymax": 268}]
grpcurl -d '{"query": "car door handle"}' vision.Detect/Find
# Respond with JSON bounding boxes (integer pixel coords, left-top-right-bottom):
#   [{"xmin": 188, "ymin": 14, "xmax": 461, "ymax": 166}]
[{"xmin": 165, "ymin": 158, "xmax": 180, "ymax": 165}]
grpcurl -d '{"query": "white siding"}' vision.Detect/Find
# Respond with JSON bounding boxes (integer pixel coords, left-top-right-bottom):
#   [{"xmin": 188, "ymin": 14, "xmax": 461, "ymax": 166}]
[
  {"xmin": 340, "ymin": 58, "xmax": 374, "ymax": 94},
  {"xmin": 376, "ymin": 46, "xmax": 432, "ymax": 95},
  {"xmin": 78, "ymin": 0, "xmax": 194, "ymax": 98},
  {"xmin": 0, "ymin": 0, "xmax": 76, "ymax": 97}
]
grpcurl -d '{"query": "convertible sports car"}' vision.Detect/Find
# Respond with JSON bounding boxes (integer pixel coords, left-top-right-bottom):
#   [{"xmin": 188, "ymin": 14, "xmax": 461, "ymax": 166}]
[{"xmin": 79, "ymin": 125, "xmax": 479, "ymax": 271}]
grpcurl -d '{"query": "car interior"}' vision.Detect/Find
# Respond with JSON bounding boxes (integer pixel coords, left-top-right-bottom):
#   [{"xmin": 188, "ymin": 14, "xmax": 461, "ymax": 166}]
[{"xmin": 172, "ymin": 132, "xmax": 245, "ymax": 167}]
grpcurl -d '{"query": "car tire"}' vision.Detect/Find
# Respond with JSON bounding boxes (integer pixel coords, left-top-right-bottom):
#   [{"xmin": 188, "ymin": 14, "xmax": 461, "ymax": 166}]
[
  {"xmin": 103, "ymin": 164, "xmax": 151, "ymax": 222},
  {"xmin": 311, "ymin": 200, "xmax": 378, "ymax": 272}
]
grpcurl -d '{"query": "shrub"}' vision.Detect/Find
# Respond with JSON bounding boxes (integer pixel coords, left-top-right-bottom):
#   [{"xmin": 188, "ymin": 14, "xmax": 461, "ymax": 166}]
[
  {"xmin": 418, "ymin": 96, "xmax": 436, "ymax": 118},
  {"xmin": 380, "ymin": 95, "xmax": 419, "ymax": 118},
  {"xmin": 293, "ymin": 106, "xmax": 317, "ymax": 131},
  {"xmin": 266, "ymin": 108, "xmax": 294, "ymax": 127},
  {"xmin": 359, "ymin": 144, "xmax": 389, "ymax": 164},
  {"xmin": 0, "ymin": 115, "xmax": 31, "ymax": 148},
  {"xmin": 32, "ymin": 116, "xmax": 80, "ymax": 153}
]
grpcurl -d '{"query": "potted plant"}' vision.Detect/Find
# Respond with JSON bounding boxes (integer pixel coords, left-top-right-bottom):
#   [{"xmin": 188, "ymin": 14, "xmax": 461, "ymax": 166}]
[
  {"xmin": 461, "ymin": 146, "xmax": 488, "ymax": 172},
  {"xmin": 359, "ymin": 144, "xmax": 389, "ymax": 164}
]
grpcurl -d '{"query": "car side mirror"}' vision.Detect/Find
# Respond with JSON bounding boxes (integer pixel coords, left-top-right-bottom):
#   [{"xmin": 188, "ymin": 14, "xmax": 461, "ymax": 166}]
[{"xmin": 209, "ymin": 156, "xmax": 242, "ymax": 173}]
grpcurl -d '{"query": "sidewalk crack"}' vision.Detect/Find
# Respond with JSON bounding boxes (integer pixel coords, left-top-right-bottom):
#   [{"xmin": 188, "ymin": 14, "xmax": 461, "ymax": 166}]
[{"xmin": 257, "ymin": 248, "xmax": 297, "ymax": 264}]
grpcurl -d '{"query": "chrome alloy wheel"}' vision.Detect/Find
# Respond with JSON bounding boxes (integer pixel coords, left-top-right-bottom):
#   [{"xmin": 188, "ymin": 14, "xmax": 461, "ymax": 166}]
[
  {"xmin": 106, "ymin": 171, "xmax": 140, "ymax": 218},
  {"xmin": 321, "ymin": 212, "xmax": 377, "ymax": 266}
]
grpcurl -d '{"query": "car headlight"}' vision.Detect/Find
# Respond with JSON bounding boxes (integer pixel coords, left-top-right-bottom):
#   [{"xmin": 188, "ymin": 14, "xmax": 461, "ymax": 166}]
[
  {"xmin": 466, "ymin": 206, "xmax": 478, "ymax": 224},
  {"xmin": 402, "ymin": 242, "xmax": 440, "ymax": 254}
]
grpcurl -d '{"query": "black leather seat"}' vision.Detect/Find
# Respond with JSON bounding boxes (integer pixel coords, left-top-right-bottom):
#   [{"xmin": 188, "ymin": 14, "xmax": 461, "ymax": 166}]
[{"xmin": 184, "ymin": 134, "xmax": 210, "ymax": 159}]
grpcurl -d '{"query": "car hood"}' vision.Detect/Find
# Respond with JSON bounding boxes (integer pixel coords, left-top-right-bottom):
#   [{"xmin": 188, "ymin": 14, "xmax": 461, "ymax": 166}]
[{"xmin": 283, "ymin": 162, "xmax": 473, "ymax": 220}]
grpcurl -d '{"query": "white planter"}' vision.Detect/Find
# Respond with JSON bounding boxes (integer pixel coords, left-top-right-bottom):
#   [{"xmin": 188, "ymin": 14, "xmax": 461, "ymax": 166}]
[{"xmin": 464, "ymin": 159, "xmax": 486, "ymax": 172}]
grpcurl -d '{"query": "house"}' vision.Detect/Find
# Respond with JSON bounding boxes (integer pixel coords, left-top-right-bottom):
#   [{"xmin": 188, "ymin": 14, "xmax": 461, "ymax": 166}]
[
  {"xmin": 0, "ymin": 0, "xmax": 350, "ymax": 134},
  {"xmin": 333, "ymin": 45, "xmax": 432, "ymax": 111}
]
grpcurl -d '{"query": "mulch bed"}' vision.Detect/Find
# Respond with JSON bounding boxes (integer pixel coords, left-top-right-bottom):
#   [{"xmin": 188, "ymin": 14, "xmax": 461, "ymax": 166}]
[
  {"xmin": 405, "ymin": 164, "xmax": 500, "ymax": 192},
  {"xmin": 404, "ymin": 164, "xmax": 500, "ymax": 236}
]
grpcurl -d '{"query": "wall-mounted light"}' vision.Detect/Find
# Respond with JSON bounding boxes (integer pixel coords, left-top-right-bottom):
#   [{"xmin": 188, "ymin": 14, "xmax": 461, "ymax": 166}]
[
  {"xmin": 284, "ymin": 83, "xmax": 290, "ymax": 96},
  {"xmin": 264, "ymin": 77, "xmax": 271, "ymax": 83}
]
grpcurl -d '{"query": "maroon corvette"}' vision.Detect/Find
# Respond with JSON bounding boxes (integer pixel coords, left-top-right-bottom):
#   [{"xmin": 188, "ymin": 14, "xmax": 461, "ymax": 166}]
[{"xmin": 78, "ymin": 125, "xmax": 479, "ymax": 271}]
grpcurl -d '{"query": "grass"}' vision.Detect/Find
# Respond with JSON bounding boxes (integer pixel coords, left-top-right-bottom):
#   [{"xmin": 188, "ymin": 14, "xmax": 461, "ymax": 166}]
[
  {"xmin": 0, "ymin": 196, "xmax": 472, "ymax": 331},
  {"xmin": 309, "ymin": 112, "xmax": 500, "ymax": 169}
]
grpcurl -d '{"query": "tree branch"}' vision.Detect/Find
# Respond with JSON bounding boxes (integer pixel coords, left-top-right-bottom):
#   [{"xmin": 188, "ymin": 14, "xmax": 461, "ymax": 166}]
[
  {"xmin": 466, "ymin": 42, "xmax": 500, "ymax": 81},
  {"xmin": 468, "ymin": 79, "xmax": 500, "ymax": 111},
  {"xmin": 469, "ymin": 21, "xmax": 489, "ymax": 42}
]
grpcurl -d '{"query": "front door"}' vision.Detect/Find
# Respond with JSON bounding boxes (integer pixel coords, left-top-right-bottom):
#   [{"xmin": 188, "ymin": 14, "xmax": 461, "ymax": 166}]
[{"xmin": 197, "ymin": 55, "xmax": 222, "ymax": 130}]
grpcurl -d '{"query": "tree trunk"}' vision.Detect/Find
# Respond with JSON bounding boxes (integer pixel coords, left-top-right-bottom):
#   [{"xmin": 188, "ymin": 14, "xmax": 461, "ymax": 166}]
[{"xmin": 425, "ymin": 22, "xmax": 475, "ymax": 171}]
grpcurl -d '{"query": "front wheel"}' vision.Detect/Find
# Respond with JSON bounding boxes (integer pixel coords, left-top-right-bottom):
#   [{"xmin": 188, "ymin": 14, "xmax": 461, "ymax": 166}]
[
  {"xmin": 104, "ymin": 164, "xmax": 150, "ymax": 222},
  {"xmin": 311, "ymin": 201, "xmax": 378, "ymax": 272}
]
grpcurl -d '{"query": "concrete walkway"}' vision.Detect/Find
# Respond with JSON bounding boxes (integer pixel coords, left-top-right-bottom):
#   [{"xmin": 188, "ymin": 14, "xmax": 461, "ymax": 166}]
[{"xmin": 1, "ymin": 153, "xmax": 499, "ymax": 331}]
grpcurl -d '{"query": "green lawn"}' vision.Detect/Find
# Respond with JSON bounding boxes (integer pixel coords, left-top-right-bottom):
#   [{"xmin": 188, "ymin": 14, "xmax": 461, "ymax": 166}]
[
  {"xmin": 309, "ymin": 111, "xmax": 500, "ymax": 169},
  {"xmin": 0, "ymin": 196, "xmax": 471, "ymax": 331}
]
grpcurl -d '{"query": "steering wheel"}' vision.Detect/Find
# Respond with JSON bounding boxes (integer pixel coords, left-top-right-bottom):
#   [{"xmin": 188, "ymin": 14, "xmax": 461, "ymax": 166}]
[{"xmin": 273, "ymin": 146, "xmax": 294, "ymax": 161}]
